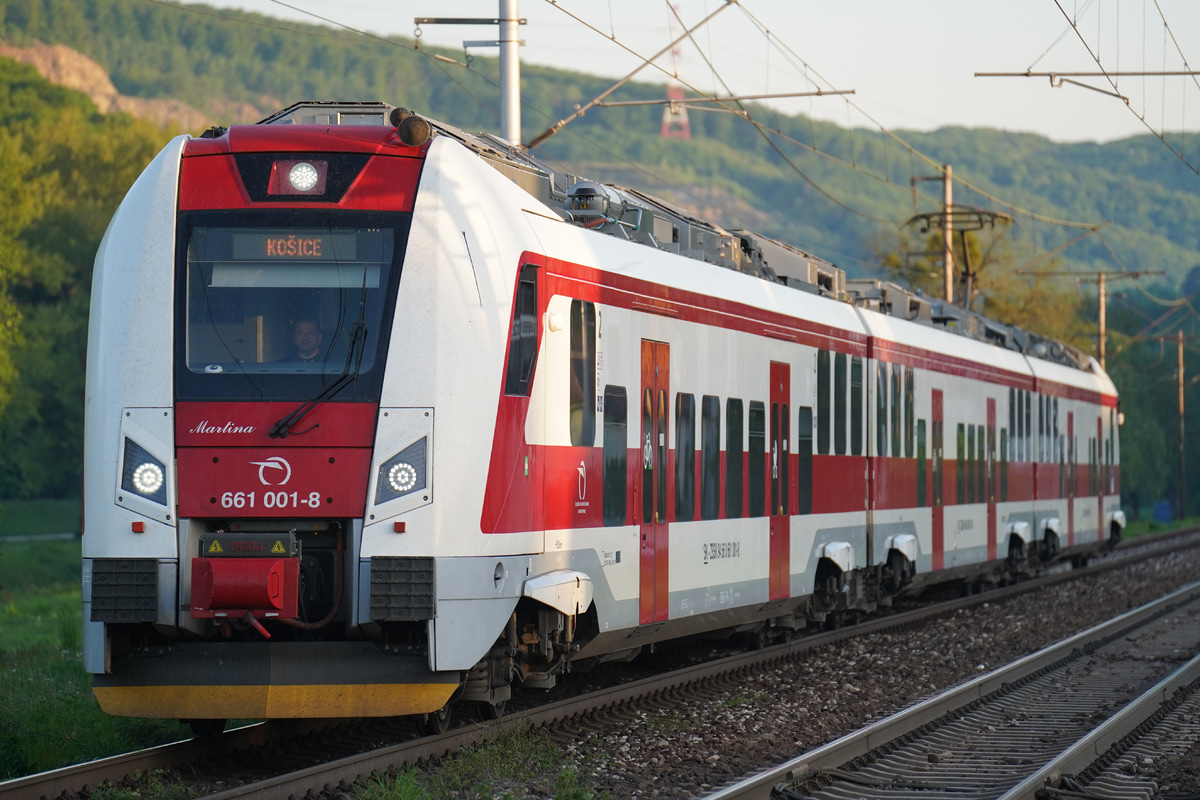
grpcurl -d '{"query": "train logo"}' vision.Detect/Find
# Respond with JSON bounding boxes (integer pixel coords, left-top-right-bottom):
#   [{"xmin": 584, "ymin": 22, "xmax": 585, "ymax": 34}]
[{"xmin": 250, "ymin": 456, "xmax": 292, "ymax": 486}]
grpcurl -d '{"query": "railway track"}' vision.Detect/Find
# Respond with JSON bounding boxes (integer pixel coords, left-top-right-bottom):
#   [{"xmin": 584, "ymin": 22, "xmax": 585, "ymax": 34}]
[
  {"xmin": 709, "ymin": 581, "xmax": 1200, "ymax": 800},
  {"xmin": 5, "ymin": 529, "xmax": 1199, "ymax": 800}
]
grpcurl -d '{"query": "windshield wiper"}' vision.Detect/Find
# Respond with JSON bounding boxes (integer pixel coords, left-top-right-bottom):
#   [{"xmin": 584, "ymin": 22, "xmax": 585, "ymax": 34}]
[{"xmin": 269, "ymin": 319, "xmax": 367, "ymax": 438}]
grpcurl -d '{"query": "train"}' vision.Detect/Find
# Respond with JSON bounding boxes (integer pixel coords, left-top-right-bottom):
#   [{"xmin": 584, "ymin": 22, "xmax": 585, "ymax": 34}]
[{"xmin": 82, "ymin": 101, "xmax": 1124, "ymax": 734}]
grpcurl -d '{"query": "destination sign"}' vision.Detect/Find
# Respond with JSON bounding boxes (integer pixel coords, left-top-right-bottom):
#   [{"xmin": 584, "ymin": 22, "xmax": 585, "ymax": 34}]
[{"xmin": 231, "ymin": 231, "xmax": 358, "ymax": 261}]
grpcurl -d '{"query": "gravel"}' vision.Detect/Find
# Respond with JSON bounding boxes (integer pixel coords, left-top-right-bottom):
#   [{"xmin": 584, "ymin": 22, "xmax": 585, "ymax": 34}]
[{"xmin": 545, "ymin": 549, "xmax": 1200, "ymax": 798}]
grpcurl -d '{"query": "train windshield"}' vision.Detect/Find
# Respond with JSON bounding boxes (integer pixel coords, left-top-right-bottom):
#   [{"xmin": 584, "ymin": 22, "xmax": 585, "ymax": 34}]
[{"xmin": 175, "ymin": 210, "xmax": 408, "ymax": 401}]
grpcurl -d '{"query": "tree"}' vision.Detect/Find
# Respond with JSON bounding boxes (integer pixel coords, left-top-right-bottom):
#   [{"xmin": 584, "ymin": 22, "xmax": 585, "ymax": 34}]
[
  {"xmin": 873, "ymin": 222, "xmax": 1090, "ymax": 352},
  {"xmin": 0, "ymin": 60, "xmax": 167, "ymax": 497}
]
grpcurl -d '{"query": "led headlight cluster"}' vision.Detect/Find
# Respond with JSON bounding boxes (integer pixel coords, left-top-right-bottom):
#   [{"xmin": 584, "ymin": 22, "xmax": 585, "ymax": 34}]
[
  {"xmin": 288, "ymin": 162, "xmax": 320, "ymax": 192},
  {"xmin": 375, "ymin": 437, "xmax": 428, "ymax": 504},
  {"xmin": 121, "ymin": 438, "xmax": 168, "ymax": 506}
]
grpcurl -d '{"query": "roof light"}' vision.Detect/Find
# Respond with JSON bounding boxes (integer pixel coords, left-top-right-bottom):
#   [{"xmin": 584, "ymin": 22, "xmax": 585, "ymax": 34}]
[
  {"xmin": 267, "ymin": 159, "xmax": 327, "ymax": 195},
  {"xmin": 288, "ymin": 162, "xmax": 319, "ymax": 192}
]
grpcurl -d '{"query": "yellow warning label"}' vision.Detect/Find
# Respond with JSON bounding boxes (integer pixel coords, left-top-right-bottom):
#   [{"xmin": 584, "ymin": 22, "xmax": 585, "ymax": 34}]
[
  {"xmin": 271, "ymin": 540, "xmax": 286, "ymax": 554},
  {"xmin": 207, "ymin": 540, "xmax": 223, "ymax": 554}
]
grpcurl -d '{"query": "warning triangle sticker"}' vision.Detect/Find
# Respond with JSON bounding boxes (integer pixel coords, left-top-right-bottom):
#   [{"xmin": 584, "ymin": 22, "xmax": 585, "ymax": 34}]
[
  {"xmin": 207, "ymin": 540, "xmax": 223, "ymax": 554},
  {"xmin": 271, "ymin": 540, "xmax": 286, "ymax": 554}
]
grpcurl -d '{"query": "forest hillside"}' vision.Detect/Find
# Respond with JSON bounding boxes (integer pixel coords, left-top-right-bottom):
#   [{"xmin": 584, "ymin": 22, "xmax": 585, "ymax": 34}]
[{"xmin": 0, "ymin": 0, "xmax": 1195, "ymax": 517}]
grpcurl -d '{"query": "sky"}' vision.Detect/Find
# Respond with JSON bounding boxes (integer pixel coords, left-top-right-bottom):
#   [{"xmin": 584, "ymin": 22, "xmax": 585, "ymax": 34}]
[{"xmin": 185, "ymin": 0, "xmax": 1200, "ymax": 144}]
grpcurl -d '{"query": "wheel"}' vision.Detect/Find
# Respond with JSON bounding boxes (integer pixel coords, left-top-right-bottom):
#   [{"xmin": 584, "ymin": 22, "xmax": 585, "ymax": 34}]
[
  {"xmin": 184, "ymin": 718, "xmax": 226, "ymax": 738},
  {"xmin": 475, "ymin": 699, "xmax": 508, "ymax": 721},
  {"xmin": 745, "ymin": 626, "xmax": 769, "ymax": 650},
  {"xmin": 419, "ymin": 703, "xmax": 453, "ymax": 735}
]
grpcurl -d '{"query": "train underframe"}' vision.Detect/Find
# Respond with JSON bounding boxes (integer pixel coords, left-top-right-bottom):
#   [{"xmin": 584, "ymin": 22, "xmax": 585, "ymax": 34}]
[{"xmin": 88, "ymin": 510, "xmax": 1122, "ymax": 737}]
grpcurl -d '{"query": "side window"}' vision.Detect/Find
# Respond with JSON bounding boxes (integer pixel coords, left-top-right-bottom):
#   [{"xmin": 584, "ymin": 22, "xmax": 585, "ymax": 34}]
[
  {"xmin": 1038, "ymin": 395, "xmax": 1045, "ymax": 463},
  {"xmin": 877, "ymin": 362, "xmax": 888, "ymax": 457},
  {"xmin": 834, "ymin": 353, "xmax": 848, "ymax": 456},
  {"xmin": 602, "ymin": 386, "xmax": 627, "ymax": 526},
  {"xmin": 748, "ymin": 401, "xmax": 766, "ymax": 517},
  {"xmin": 569, "ymin": 300, "xmax": 596, "ymax": 446},
  {"xmin": 817, "ymin": 350, "xmax": 831, "ymax": 455},
  {"xmin": 977, "ymin": 425, "xmax": 986, "ymax": 503},
  {"xmin": 1000, "ymin": 427, "xmax": 1008, "ymax": 503},
  {"xmin": 674, "ymin": 393, "xmax": 696, "ymax": 522},
  {"xmin": 701, "ymin": 396, "xmax": 720, "ymax": 520},
  {"xmin": 850, "ymin": 356, "xmax": 863, "ymax": 456},
  {"xmin": 967, "ymin": 424, "xmax": 976, "ymax": 504},
  {"xmin": 797, "ymin": 406, "xmax": 813, "ymax": 515},
  {"xmin": 1024, "ymin": 390, "xmax": 1032, "ymax": 462},
  {"xmin": 890, "ymin": 365, "xmax": 901, "ymax": 457},
  {"xmin": 1009, "ymin": 388, "xmax": 1017, "ymax": 463},
  {"xmin": 916, "ymin": 419, "xmax": 927, "ymax": 506},
  {"xmin": 957, "ymin": 423, "xmax": 966, "ymax": 505},
  {"xmin": 904, "ymin": 367, "xmax": 915, "ymax": 458},
  {"xmin": 505, "ymin": 264, "xmax": 539, "ymax": 396},
  {"xmin": 726, "ymin": 398, "xmax": 744, "ymax": 518}
]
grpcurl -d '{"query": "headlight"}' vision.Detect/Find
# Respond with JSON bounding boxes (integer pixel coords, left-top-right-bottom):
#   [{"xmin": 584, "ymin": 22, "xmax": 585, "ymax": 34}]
[
  {"xmin": 121, "ymin": 439, "xmax": 168, "ymax": 506},
  {"xmin": 132, "ymin": 462, "xmax": 164, "ymax": 494},
  {"xmin": 375, "ymin": 438, "xmax": 427, "ymax": 504},
  {"xmin": 387, "ymin": 462, "xmax": 419, "ymax": 493}
]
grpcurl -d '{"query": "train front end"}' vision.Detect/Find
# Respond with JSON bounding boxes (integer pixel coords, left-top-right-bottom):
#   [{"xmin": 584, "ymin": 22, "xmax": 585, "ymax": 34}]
[{"xmin": 82, "ymin": 104, "xmax": 461, "ymax": 722}]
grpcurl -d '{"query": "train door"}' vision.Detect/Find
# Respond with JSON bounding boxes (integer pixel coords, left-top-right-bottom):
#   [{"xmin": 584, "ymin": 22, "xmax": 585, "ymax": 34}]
[
  {"xmin": 640, "ymin": 340, "xmax": 670, "ymax": 625},
  {"xmin": 1067, "ymin": 411, "xmax": 1075, "ymax": 546},
  {"xmin": 987, "ymin": 398, "xmax": 997, "ymax": 560},
  {"xmin": 931, "ymin": 389, "xmax": 944, "ymax": 570},
  {"xmin": 769, "ymin": 362, "xmax": 790, "ymax": 600}
]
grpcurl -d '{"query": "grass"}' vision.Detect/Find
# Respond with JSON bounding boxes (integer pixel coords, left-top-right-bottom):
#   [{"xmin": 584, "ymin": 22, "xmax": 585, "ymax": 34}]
[
  {"xmin": 0, "ymin": 495, "xmax": 1192, "ymax": 787},
  {"xmin": 0, "ymin": 504, "xmax": 190, "ymax": 781},
  {"xmin": 356, "ymin": 724, "xmax": 607, "ymax": 799},
  {"xmin": 1124, "ymin": 514, "xmax": 1200, "ymax": 539},
  {"xmin": 0, "ymin": 497, "xmax": 82, "ymax": 537}
]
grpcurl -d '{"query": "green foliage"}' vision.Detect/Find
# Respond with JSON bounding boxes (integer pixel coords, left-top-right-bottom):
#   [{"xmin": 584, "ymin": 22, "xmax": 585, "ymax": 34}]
[
  {"xmin": 0, "ymin": 586, "xmax": 191, "ymax": 779},
  {"xmin": 0, "ymin": 0, "xmax": 1198, "ymax": 514},
  {"xmin": 357, "ymin": 725, "xmax": 606, "ymax": 799},
  {"xmin": 91, "ymin": 773, "xmax": 196, "ymax": 800},
  {"xmin": 0, "ymin": 537, "xmax": 80, "ymax": 600},
  {"xmin": 0, "ymin": 59, "xmax": 166, "ymax": 497},
  {"xmin": 0, "ymin": 497, "xmax": 81, "ymax": 536}
]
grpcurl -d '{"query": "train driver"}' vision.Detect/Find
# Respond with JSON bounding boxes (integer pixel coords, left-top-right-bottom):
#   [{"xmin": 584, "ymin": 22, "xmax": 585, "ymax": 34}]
[{"xmin": 284, "ymin": 318, "xmax": 323, "ymax": 363}]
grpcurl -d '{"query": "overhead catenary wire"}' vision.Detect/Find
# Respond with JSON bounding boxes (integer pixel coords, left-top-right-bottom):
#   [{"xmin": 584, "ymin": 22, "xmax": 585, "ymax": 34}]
[
  {"xmin": 1043, "ymin": 0, "xmax": 1200, "ymax": 177},
  {"xmin": 161, "ymin": 0, "xmax": 1114, "ymax": 269}
]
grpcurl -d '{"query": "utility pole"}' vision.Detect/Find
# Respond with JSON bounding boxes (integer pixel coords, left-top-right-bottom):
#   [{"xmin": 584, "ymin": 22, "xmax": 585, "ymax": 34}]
[
  {"xmin": 1180, "ymin": 330, "xmax": 1186, "ymax": 518},
  {"xmin": 1147, "ymin": 331, "xmax": 1198, "ymax": 520},
  {"xmin": 942, "ymin": 164, "xmax": 953, "ymax": 304},
  {"xmin": 910, "ymin": 165, "xmax": 955, "ymax": 303},
  {"xmin": 415, "ymin": 1, "xmax": 525, "ymax": 145},
  {"xmin": 1019, "ymin": 270, "xmax": 1161, "ymax": 369},
  {"xmin": 499, "ymin": 0, "xmax": 520, "ymax": 145}
]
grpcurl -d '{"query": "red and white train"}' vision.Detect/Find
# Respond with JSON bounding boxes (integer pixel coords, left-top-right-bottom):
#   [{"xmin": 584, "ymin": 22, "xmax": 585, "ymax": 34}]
[{"xmin": 83, "ymin": 102, "xmax": 1124, "ymax": 732}]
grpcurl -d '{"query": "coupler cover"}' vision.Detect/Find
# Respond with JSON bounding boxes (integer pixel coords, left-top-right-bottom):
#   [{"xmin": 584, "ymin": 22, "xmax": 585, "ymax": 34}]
[{"xmin": 191, "ymin": 532, "xmax": 300, "ymax": 618}]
